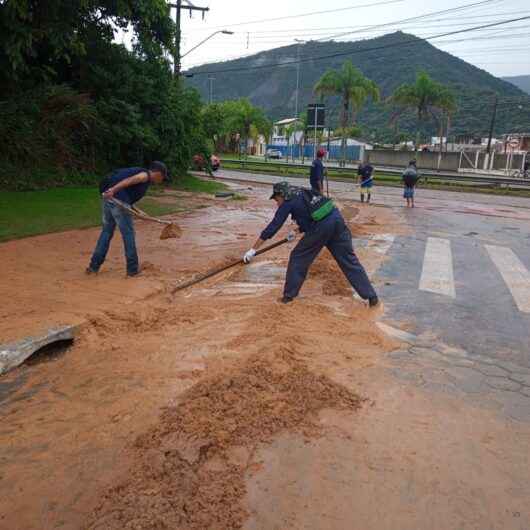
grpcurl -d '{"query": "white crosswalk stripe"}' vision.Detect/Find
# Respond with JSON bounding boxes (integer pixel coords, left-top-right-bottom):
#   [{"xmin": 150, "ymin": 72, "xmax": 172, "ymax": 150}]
[
  {"xmin": 419, "ymin": 237, "xmax": 456, "ymax": 298},
  {"xmin": 485, "ymin": 245, "xmax": 530, "ymax": 313}
]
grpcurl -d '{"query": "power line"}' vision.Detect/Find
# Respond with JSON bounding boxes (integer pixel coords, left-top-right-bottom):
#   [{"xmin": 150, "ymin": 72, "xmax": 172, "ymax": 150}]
[
  {"xmin": 184, "ymin": 15, "xmax": 530, "ymax": 76},
  {"xmin": 241, "ymin": 21, "xmax": 530, "ymax": 40},
  {"xmin": 207, "ymin": 26, "xmax": 530, "ymax": 46},
  {"xmin": 183, "ymin": 9, "xmax": 530, "ymax": 35},
  {"xmin": 200, "ymin": 0, "xmax": 406, "ymax": 30},
  {"xmin": 316, "ymin": 0, "xmax": 503, "ymax": 41}
]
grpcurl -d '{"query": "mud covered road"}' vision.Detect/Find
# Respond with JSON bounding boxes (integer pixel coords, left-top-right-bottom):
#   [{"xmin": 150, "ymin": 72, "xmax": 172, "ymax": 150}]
[{"xmin": 1, "ymin": 182, "xmax": 529, "ymax": 530}]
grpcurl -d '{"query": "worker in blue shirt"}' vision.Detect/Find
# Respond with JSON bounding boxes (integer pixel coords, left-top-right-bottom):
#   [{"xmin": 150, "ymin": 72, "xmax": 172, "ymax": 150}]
[
  {"xmin": 310, "ymin": 148, "xmax": 326, "ymax": 193},
  {"xmin": 86, "ymin": 161, "xmax": 168, "ymax": 277},
  {"xmin": 357, "ymin": 162, "xmax": 374, "ymax": 203},
  {"xmin": 243, "ymin": 181, "xmax": 379, "ymax": 306}
]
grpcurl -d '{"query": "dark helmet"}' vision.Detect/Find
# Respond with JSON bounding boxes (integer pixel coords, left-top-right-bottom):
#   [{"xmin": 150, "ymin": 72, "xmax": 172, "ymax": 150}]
[
  {"xmin": 269, "ymin": 181, "xmax": 296, "ymax": 200},
  {"xmin": 409, "ymin": 159, "xmax": 417, "ymax": 166}
]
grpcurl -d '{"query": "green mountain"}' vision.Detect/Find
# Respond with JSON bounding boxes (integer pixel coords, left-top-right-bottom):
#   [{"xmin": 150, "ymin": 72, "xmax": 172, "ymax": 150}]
[
  {"xmin": 503, "ymin": 75, "xmax": 530, "ymax": 96},
  {"xmin": 186, "ymin": 32, "xmax": 530, "ymax": 140}
]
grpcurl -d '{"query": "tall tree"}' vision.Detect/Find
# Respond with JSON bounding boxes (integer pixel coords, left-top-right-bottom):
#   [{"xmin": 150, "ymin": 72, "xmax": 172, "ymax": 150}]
[
  {"xmin": 388, "ymin": 71, "xmax": 456, "ymax": 149},
  {"xmin": 222, "ymin": 99, "xmax": 271, "ymax": 157},
  {"xmin": 314, "ymin": 61, "xmax": 379, "ymax": 165},
  {"xmin": 0, "ymin": 0, "xmax": 174, "ymax": 93}
]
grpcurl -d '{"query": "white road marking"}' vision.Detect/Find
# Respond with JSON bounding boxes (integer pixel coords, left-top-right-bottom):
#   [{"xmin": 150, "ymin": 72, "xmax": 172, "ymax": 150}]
[
  {"xmin": 419, "ymin": 237, "xmax": 456, "ymax": 298},
  {"xmin": 485, "ymin": 245, "xmax": 530, "ymax": 313}
]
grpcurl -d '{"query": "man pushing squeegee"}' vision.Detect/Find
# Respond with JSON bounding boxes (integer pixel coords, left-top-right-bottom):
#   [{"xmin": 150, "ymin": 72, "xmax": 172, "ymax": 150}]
[{"xmin": 173, "ymin": 181, "xmax": 379, "ymax": 308}]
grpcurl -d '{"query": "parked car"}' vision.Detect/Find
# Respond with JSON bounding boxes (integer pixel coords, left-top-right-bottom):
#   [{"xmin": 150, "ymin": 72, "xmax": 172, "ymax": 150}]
[{"xmin": 266, "ymin": 149, "xmax": 283, "ymax": 159}]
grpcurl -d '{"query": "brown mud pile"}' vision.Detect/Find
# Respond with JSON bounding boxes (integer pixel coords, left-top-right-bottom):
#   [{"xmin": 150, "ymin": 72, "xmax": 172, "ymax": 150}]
[
  {"xmin": 90, "ymin": 346, "xmax": 362, "ymax": 530},
  {"xmin": 159, "ymin": 222, "xmax": 182, "ymax": 240}
]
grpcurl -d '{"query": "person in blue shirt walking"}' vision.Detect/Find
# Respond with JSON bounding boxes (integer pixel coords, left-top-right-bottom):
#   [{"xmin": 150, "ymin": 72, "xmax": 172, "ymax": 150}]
[
  {"xmin": 243, "ymin": 181, "xmax": 379, "ymax": 307},
  {"xmin": 86, "ymin": 161, "xmax": 168, "ymax": 277},
  {"xmin": 310, "ymin": 148, "xmax": 327, "ymax": 194},
  {"xmin": 402, "ymin": 159, "xmax": 419, "ymax": 208},
  {"xmin": 357, "ymin": 162, "xmax": 374, "ymax": 203}
]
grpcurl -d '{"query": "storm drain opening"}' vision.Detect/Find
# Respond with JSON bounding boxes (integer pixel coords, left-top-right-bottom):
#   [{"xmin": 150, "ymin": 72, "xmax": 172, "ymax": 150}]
[{"xmin": 25, "ymin": 338, "xmax": 74, "ymax": 366}]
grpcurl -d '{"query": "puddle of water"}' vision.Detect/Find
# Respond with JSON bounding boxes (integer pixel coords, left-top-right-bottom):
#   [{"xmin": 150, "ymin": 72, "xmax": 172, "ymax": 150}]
[{"xmin": 231, "ymin": 260, "xmax": 286, "ymax": 285}]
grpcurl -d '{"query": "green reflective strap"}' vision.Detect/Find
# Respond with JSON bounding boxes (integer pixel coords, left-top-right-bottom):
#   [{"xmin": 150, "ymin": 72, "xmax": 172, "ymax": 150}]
[{"xmin": 311, "ymin": 200, "xmax": 335, "ymax": 221}]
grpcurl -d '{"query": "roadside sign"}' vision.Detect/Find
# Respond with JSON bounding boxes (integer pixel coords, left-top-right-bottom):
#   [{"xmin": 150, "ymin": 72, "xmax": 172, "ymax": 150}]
[{"xmin": 307, "ymin": 103, "xmax": 325, "ymax": 129}]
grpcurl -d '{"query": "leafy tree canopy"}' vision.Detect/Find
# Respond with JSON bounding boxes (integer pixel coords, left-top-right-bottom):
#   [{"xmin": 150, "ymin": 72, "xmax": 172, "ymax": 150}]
[{"xmin": 0, "ymin": 0, "xmax": 174, "ymax": 90}]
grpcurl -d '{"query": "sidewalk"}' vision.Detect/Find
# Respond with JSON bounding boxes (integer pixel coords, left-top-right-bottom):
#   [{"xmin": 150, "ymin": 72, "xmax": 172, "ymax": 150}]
[{"xmin": 213, "ymin": 168, "xmax": 530, "ymax": 217}]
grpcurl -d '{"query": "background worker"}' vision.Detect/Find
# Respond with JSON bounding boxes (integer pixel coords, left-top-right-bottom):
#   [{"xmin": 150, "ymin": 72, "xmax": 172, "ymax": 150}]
[
  {"xmin": 357, "ymin": 161, "xmax": 374, "ymax": 203},
  {"xmin": 86, "ymin": 161, "xmax": 168, "ymax": 277},
  {"xmin": 310, "ymin": 148, "xmax": 327, "ymax": 194},
  {"xmin": 402, "ymin": 159, "xmax": 419, "ymax": 208},
  {"xmin": 243, "ymin": 181, "xmax": 379, "ymax": 307}
]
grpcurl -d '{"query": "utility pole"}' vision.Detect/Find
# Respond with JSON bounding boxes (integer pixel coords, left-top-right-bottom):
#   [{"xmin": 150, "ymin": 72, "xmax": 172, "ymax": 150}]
[
  {"xmin": 169, "ymin": 1, "xmax": 209, "ymax": 77},
  {"xmin": 486, "ymin": 94, "xmax": 498, "ymax": 155},
  {"xmin": 208, "ymin": 75, "xmax": 215, "ymax": 104},
  {"xmin": 484, "ymin": 94, "xmax": 498, "ymax": 171},
  {"xmin": 294, "ymin": 39, "xmax": 304, "ymax": 119}
]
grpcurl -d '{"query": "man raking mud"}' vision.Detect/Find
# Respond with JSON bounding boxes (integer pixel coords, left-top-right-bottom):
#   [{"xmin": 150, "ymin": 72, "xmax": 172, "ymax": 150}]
[
  {"xmin": 86, "ymin": 162, "xmax": 169, "ymax": 277},
  {"xmin": 243, "ymin": 182, "xmax": 379, "ymax": 307}
]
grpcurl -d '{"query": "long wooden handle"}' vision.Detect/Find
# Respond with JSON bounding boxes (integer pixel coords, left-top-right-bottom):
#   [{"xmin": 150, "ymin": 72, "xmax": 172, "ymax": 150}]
[
  {"xmin": 171, "ymin": 237, "xmax": 290, "ymax": 295},
  {"xmin": 109, "ymin": 198, "xmax": 171, "ymax": 225}
]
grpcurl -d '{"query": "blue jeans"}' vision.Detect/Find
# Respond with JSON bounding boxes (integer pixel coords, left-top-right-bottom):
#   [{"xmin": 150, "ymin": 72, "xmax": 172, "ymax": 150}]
[
  {"xmin": 89, "ymin": 200, "xmax": 139, "ymax": 275},
  {"xmin": 284, "ymin": 210, "xmax": 377, "ymax": 300}
]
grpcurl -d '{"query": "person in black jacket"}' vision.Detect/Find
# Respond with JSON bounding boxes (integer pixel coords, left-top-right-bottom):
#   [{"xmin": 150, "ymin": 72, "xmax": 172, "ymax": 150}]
[{"xmin": 309, "ymin": 148, "xmax": 326, "ymax": 194}]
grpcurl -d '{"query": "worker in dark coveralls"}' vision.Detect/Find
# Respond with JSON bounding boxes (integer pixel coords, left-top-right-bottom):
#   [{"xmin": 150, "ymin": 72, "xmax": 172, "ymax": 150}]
[
  {"xmin": 310, "ymin": 148, "xmax": 326, "ymax": 194},
  {"xmin": 86, "ymin": 161, "xmax": 168, "ymax": 277},
  {"xmin": 243, "ymin": 181, "xmax": 379, "ymax": 307}
]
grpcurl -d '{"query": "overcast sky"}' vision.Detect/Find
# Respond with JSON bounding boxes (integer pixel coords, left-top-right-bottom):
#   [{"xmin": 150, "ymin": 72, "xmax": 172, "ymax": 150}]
[{"xmin": 173, "ymin": 0, "xmax": 530, "ymax": 77}]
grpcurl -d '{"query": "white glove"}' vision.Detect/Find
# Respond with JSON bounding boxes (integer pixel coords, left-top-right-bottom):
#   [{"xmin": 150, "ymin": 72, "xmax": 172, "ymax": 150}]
[
  {"xmin": 287, "ymin": 231, "xmax": 295, "ymax": 242},
  {"xmin": 243, "ymin": 248, "xmax": 257, "ymax": 264}
]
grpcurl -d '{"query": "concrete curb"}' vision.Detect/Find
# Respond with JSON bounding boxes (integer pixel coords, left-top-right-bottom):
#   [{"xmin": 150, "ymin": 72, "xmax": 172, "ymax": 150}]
[{"xmin": 0, "ymin": 324, "xmax": 81, "ymax": 375}]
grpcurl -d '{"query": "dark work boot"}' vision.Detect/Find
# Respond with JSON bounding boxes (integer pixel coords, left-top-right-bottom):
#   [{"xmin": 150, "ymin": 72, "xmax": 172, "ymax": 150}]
[
  {"xmin": 280, "ymin": 296, "xmax": 294, "ymax": 304},
  {"xmin": 368, "ymin": 296, "xmax": 379, "ymax": 308}
]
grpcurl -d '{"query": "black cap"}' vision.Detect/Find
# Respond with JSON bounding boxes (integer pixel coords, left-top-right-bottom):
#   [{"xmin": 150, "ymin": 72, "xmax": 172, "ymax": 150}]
[{"xmin": 150, "ymin": 161, "xmax": 169, "ymax": 181}]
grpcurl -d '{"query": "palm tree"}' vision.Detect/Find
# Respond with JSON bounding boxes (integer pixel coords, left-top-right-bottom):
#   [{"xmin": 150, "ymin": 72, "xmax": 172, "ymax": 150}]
[
  {"xmin": 314, "ymin": 61, "xmax": 379, "ymax": 166},
  {"xmin": 388, "ymin": 71, "xmax": 456, "ymax": 150}
]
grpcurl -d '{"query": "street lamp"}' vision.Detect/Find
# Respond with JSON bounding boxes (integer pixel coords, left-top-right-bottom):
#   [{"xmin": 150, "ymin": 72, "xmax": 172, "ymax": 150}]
[
  {"xmin": 294, "ymin": 39, "xmax": 306, "ymax": 119},
  {"xmin": 182, "ymin": 30, "xmax": 234, "ymax": 59}
]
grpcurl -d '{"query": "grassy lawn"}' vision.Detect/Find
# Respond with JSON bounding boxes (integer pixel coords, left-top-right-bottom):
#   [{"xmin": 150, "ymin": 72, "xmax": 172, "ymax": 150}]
[
  {"xmin": 0, "ymin": 175, "xmax": 228, "ymax": 242},
  {"xmin": 169, "ymin": 173, "xmax": 227, "ymax": 194}
]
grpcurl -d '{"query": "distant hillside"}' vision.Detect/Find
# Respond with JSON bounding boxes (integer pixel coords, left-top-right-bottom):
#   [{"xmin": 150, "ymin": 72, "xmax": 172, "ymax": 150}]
[
  {"xmin": 503, "ymin": 75, "xmax": 530, "ymax": 95},
  {"xmin": 186, "ymin": 32, "xmax": 530, "ymax": 139}
]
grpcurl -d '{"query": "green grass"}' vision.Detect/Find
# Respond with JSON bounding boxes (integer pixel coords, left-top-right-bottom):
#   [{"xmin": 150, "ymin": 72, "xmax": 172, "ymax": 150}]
[
  {"xmin": 0, "ymin": 175, "xmax": 226, "ymax": 242},
  {"xmin": 169, "ymin": 173, "xmax": 227, "ymax": 194}
]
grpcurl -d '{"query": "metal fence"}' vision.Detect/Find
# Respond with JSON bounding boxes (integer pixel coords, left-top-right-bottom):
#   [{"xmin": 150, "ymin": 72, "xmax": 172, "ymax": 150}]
[{"xmin": 267, "ymin": 144, "xmax": 362, "ymax": 161}]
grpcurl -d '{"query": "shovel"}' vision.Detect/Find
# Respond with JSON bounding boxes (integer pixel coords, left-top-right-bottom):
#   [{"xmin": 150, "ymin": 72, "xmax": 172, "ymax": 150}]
[
  {"xmin": 109, "ymin": 198, "xmax": 182, "ymax": 240},
  {"xmin": 171, "ymin": 237, "xmax": 292, "ymax": 295}
]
